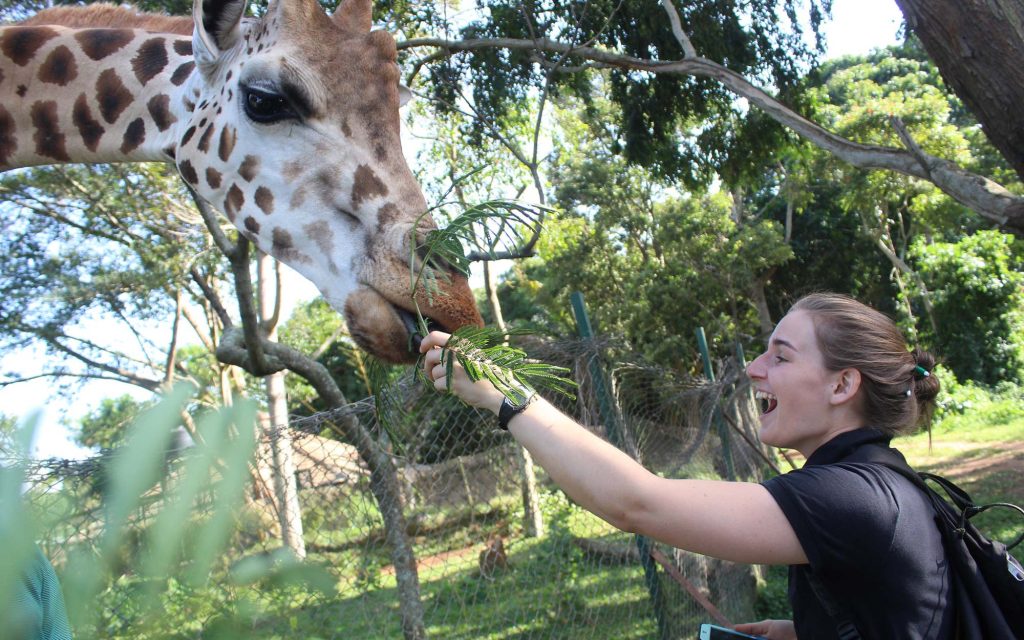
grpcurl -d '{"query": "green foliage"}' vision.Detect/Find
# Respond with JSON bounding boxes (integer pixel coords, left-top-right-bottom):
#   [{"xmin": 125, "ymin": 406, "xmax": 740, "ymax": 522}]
[
  {"xmin": 910, "ymin": 231, "xmax": 1024, "ymax": 384},
  {"xmin": 432, "ymin": 0, "xmax": 830, "ymax": 186},
  {"xmin": 538, "ymin": 189, "xmax": 791, "ymax": 370},
  {"xmin": 76, "ymin": 394, "xmax": 154, "ymax": 450},
  {"xmin": 0, "ymin": 412, "xmax": 17, "ymax": 454},
  {"xmin": 0, "ymin": 388, "xmax": 342, "ymax": 639}
]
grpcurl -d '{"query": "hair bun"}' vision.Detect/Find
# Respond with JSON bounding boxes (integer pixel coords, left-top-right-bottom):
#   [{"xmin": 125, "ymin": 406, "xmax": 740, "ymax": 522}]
[{"xmin": 911, "ymin": 348, "xmax": 940, "ymax": 410}]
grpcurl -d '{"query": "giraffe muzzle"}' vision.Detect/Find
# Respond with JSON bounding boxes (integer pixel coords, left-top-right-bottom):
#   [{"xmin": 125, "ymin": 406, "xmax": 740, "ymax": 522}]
[{"xmin": 396, "ymin": 307, "xmax": 446, "ymax": 353}]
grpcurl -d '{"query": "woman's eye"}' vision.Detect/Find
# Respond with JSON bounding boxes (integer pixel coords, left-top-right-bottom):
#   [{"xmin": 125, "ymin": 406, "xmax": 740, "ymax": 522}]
[
  {"xmin": 774, "ymin": 355, "xmax": 787, "ymax": 363},
  {"xmin": 242, "ymin": 86, "xmax": 296, "ymax": 124}
]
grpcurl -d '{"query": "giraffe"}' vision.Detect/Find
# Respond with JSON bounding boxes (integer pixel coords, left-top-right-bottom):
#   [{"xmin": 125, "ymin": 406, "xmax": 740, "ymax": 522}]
[{"xmin": 0, "ymin": 0, "xmax": 482, "ymax": 364}]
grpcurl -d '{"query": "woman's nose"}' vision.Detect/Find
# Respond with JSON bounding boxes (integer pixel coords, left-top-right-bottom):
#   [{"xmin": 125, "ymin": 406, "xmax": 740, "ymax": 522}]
[{"xmin": 746, "ymin": 352, "xmax": 767, "ymax": 379}]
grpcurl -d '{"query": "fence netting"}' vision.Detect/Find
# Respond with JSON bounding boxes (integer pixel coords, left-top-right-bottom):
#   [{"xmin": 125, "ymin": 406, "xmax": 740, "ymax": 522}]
[{"xmin": 16, "ymin": 336, "xmax": 782, "ymax": 639}]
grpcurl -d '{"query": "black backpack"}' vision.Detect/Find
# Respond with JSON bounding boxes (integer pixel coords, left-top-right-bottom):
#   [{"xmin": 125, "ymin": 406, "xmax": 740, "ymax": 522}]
[{"xmin": 810, "ymin": 444, "xmax": 1024, "ymax": 639}]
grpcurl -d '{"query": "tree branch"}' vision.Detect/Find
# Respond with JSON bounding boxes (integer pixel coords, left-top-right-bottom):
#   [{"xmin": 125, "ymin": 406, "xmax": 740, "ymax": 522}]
[
  {"xmin": 661, "ymin": 0, "xmax": 697, "ymax": 58},
  {"xmin": 398, "ymin": 36, "xmax": 1024, "ymax": 231}
]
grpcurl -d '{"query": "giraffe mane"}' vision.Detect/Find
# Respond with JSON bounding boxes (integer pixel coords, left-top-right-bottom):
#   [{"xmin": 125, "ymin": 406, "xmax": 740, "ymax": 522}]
[{"xmin": 18, "ymin": 3, "xmax": 194, "ymax": 36}]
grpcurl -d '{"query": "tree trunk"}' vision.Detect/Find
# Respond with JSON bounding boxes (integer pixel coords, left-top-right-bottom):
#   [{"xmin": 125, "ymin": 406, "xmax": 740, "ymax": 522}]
[
  {"xmin": 258, "ymin": 253, "xmax": 306, "ymax": 560},
  {"xmin": 895, "ymin": 0, "xmax": 1024, "ymax": 182},
  {"xmin": 484, "ymin": 261, "xmax": 544, "ymax": 538}
]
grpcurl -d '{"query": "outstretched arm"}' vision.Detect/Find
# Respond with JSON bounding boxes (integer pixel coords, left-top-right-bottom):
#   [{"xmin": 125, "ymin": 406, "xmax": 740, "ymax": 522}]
[{"xmin": 420, "ymin": 332, "xmax": 807, "ymax": 566}]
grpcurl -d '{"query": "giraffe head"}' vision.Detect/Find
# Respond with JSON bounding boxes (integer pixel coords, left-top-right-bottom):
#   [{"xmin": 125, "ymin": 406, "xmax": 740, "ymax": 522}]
[{"xmin": 178, "ymin": 0, "xmax": 481, "ymax": 363}]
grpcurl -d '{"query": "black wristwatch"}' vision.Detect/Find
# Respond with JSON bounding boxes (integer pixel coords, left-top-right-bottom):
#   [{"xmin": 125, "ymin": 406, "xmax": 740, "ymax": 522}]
[{"xmin": 498, "ymin": 393, "xmax": 536, "ymax": 430}]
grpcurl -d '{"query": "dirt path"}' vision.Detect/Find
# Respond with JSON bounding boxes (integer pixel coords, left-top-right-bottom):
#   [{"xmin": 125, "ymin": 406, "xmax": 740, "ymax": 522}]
[{"xmin": 913, "ymin": 440, "xmax": 1024, "ymax": 502}]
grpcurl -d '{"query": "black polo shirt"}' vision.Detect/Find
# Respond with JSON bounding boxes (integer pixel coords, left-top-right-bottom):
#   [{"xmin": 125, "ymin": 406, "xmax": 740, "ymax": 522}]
[{"xmin": 762, "ymin": 428, "xmax": 955, "ymax": 639}]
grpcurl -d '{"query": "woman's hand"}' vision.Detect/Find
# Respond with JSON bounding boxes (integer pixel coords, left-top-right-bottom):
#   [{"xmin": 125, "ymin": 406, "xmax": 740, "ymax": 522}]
[
  {"xmin": 733, "ymin": 619, "xmax": 796, "ymax": 640},
  {"xmin": 419, "ymin": 331, "xmax": 506, "ymax": 414}
]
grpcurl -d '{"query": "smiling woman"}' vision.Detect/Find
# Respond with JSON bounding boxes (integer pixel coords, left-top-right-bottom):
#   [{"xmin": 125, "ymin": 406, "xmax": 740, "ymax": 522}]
[{"xmin": 421, "ymin": 292, "xmax": 952, "ymax": 640}]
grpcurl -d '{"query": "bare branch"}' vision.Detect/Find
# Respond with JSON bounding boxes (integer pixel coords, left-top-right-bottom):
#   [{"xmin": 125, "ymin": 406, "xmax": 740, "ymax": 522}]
[
  {"xmin": 189, "ymin": 266, "xmax": 233, "ymax": 328},
  {"xmin": 661, "ymin": 0, "xmax": 697, "ymax": 58},
  {"xmin": 164, "ymin": 289, "xmax": 183, "ymax": 387}
]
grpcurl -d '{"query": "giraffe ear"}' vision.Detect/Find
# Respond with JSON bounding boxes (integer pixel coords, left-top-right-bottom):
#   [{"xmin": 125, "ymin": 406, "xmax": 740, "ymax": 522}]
[
  {"xmin": 332, "ymin": 0, "xmax": 372, "ymax": 33},
  {"xmin": 193, "ymin": 0, "xmax": 247, "ymax": 62},
  {"xmin": 398, "ymin": 83, "xmax": 412, "ymax": 107}
]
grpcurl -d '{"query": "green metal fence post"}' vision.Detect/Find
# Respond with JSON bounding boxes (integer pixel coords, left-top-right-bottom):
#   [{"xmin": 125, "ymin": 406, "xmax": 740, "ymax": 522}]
[
  {"xmin": 570, "ymin": 292, "xmax": 669, "ymax": 640},
  {"xmin": 695, "ymin": 327, "xmax": 736, "ymax": 481}
]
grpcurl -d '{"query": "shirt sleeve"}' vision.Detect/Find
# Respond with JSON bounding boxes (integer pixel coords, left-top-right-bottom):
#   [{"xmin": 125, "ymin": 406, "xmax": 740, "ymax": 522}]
[{"xmin": 763, "ymin": 463, "xmax": 902, "ymax": 578}]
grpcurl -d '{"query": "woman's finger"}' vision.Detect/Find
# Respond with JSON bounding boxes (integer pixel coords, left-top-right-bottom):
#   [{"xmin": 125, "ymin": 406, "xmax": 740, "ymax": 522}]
[{"xmin": 419, "ymin": 330, "xmax": 451, "ymax": 353}]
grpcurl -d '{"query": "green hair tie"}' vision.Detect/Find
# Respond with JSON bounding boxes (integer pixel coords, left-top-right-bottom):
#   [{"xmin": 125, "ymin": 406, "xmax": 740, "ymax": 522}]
[{"xmin": 913, "ymin": 365, "xmax": 930, "ymax": 378}]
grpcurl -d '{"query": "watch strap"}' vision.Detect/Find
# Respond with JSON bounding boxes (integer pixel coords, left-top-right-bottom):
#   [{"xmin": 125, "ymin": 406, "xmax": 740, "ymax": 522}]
[{"xmin": 498, "ymin": 393, "xmax": 535, "ymax": 430}]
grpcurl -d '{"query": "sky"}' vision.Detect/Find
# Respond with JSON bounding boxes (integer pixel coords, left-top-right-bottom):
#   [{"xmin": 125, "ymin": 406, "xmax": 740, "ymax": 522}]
[{"xmin": 1, "ymin": 0, "xmax": 906, "ymax": 460}]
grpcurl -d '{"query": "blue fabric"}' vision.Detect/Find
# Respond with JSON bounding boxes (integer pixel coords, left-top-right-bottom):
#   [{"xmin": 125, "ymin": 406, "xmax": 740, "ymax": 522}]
[
  {"xmin": 763, "ymin": 429, "xmax": 955, "ymax": 640},
  {"xmin": 10, "ymin": 546, "xmax": 73, "ymax": 640}
]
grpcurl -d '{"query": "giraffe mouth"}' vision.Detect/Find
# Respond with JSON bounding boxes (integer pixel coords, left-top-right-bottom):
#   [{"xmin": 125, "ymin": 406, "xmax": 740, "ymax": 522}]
[{"xmin": 396, "ymin": 307, "xmax": 448, "ymax": 353}]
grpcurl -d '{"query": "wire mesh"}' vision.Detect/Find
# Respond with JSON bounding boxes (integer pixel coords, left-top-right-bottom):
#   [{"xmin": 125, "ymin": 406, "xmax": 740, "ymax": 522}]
[{"xmin": 17, "ymin": 336, "xmax": 779, "ymax": 639}]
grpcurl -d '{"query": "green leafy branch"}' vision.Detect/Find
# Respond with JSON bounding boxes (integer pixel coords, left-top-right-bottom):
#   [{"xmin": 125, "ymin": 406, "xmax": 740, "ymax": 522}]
[
  {"xmin": 441, "ymin": 326, "xmax": 576, "ymax": 403},
  {"xmin": 404, "ymin": 199, "xmax": 576, "ymax": 406},
  {"xmin": 410, "ymin": 198, "xmax": 550, "ymax": 312}
]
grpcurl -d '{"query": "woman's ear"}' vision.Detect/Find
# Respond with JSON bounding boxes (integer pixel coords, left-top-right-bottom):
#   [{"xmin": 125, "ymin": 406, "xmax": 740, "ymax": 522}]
[{"xmin": 829, "ymin": 368, "xmax": 862, "ymax": 406}]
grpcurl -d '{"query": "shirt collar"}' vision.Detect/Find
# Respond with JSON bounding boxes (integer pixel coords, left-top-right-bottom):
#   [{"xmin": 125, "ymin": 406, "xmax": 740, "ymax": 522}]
[{"xmin": 803, "ymin": 427, "xmax": 892, "ymax": 467}]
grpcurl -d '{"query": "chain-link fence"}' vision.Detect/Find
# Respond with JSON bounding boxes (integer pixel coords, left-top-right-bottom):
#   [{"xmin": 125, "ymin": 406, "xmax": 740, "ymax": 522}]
[{"xmin": 17, "ymin": 336, "xmax": 781, "ymax": 639}]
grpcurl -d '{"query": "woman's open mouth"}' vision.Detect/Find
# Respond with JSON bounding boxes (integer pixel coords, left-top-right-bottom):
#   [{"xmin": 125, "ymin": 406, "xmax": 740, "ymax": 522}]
[{"xmin": 755, "ymin": 390, "xmax": 778, "ymax": 415}]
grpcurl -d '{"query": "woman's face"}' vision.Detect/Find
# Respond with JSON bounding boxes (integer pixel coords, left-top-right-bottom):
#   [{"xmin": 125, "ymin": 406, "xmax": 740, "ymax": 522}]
[{"xmin": 746, "ymin": 310, "xmax": 853, "ymax": 456}]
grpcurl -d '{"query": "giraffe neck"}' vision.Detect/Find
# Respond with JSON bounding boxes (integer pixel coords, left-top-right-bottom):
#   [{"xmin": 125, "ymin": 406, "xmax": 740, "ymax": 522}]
[{"xmin": 0, "ymin": 22, "xmax": 200, "ymax": 170}]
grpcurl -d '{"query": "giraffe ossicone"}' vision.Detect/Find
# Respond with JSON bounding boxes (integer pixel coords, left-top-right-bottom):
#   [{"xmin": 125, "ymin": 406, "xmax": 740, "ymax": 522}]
[{"xmin": 1, "ymin": 0, "xmax": 482, "ymax": 363}]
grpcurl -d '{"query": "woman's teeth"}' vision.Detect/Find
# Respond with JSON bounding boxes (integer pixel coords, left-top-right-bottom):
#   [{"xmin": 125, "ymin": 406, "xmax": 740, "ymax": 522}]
[{"xmin": 755, "ymin": 390, "xmax": 778, "ymax": 414}]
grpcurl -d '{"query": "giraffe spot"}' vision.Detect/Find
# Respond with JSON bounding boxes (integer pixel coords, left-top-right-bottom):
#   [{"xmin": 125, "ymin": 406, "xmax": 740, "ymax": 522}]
[
  {"xmin": 132, "ymin": 37, "xmax": 168, "ymax": 86},
  {"xmin": 244, "ymin": 216, "xmax": 260, "ymax": 234},
  {"xmin": 178, "ymin": 159, "xmax": 198, "ymax": 185},
  {"xmin": 217, "ymin": 125, "xmax": 236, "ymax": 162},
  {"xmin": 183, "ymin": 98, "xmax": 195, "ymax": 112},
  {"xmin": 270, "ymin": 228, "xmax": 311, "ymax": 264},
  {"xmin": 272, "ymin": 227, "xmax": 293, "ymax": 251},
  {"xmin": 303, "ymin": 220, "xmax": 335, "ymax": 255},
  {"xmin": 197, "ymin": 123, "xmax": 214, "ymax": 152},
  {"xmin": 172, "ymin": 39, "xmax": 192, "ymax": 57},
  {"xmin": 283, "ymin": 160, "xmax": 304, "ymax": 181},
  {"xmin": 1, "ymin": 27, "xmax": 59, "ymax": 67},
  {"xmin": 147, "ymin": 94, "xmax": 176, "ymax": 132},
  {"xmin": 162, "ymin": 145, "xmax": 176, "ymax": 160},
  {"xmin": 180, "ymin": 125, "xmax": 197, "ymax": 147},
  {"xmin": 375, "ymin": 202, "xmax": 401, "ymax": 234},
  {"xmin": 206, "ymin": 167, "xmax": 222, "ymax": 189},
  {"xmin": 16, "ymin": 85, "xmax": 27, "ymax": 97},
  {"xmin": 74, "ymin": 28, "xmax": 133, "ymax": 61},
  {"xmin": 95, "ymin": 69, "xmax": 133, "ymax": 124},
  {"xmin": 0, "ymin": 105, "xmax": 17, "ymax": 166},
  {"xmin": 226, "ymin": 88, "xmax": 233, "ymax": 102},
  {"xmin": 341, "ymin": 118, "xmax": 352, "ymax": 137},
  {"xmin": 239, "ymin": 155, "xmax": 260, "ymax": 181},
  {"xmin": 351, "ymin": 164, "xmax": 388, "ymax": 207},
  {"xmin": 255, "ymin": 186, "xmax": 274, "ymax": 215},
  {"xmin": 225, "ymin": 70, "xmax": 232, "ymax": 81},
  {"xmin": 290, "ymin": 184, "xmax": 307, "ymax": 209},
  {"xmin": 170, "ymin": 61, "xmax": 194, "ymax": 86},
  {"xmin": 30, "ymin": 100, "xmax": 69, "ymax": 162},
  {"xmin": 224, "ymin": 184, "xmax": 244, "ymax": 221},
  {"xmin": 72, "ymin": 93, "xmax": 104, "ymax": 152},
  {"xmin": 38, "ymin": 45, "xmax": 77, "ymax": 86},
  {"xmin": 120, "ymin": 118, "xmax": 145, "ymax": 154}
]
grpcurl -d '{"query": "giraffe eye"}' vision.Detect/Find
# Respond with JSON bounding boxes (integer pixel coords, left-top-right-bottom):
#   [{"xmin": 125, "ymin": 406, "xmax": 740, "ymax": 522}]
[{"xmin": 241, "ymin": 85, "xmax": 296, "ymax": 124}]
